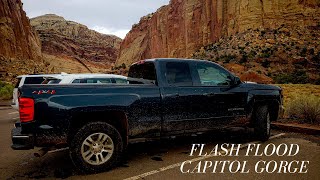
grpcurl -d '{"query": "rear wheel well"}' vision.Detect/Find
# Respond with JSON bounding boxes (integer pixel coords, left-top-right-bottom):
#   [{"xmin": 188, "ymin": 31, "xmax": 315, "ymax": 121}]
[{"xmin": 68, "ymin": 111, "xmax": 128, "ymax": 146}]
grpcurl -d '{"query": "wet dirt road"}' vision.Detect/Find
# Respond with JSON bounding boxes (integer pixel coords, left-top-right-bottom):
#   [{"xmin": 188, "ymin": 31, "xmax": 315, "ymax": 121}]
[{"xmin": 0, "ymin": 107, "xmax": 319, "ymax": 180}]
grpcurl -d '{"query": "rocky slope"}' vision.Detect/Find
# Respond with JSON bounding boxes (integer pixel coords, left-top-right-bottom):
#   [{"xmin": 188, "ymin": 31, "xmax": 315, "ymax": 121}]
[
  {"xmin": 0, "ymin": 0, "xmax": 46, "ymax": 82},
  {"xmin": 192, "ymin": 26, "xmax": 320, "ymax": 84},
  {"xmin": 117, "ymin": 0, "xmax": 320, "ymax": 83},
  {"xmin": 31, "ymin": 14, "xmax": 122, "ymax": 73}
]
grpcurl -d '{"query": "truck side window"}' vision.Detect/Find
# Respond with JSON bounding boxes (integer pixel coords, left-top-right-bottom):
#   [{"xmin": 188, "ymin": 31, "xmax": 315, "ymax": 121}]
[
  {"xmin": 196, "ymin": 63, "xmax": 232, "ymax": 86},
  {"xmin": 128, "ymin": 62, "xmax": 157, "ymax": 84},
  {"xmin": 166, "ymin": 62, "xmax": 192, "ymax": 86},
  {"xmin": 72, "ymin": 79, "xmax": 81, "ymax": 83},
  {"xmin": 114, "ymin": 78, "xmax": 128, "ymax": 84},
  {"xmin": 72, "ymin": 78, "xmax": 112, "ymax": 84}
]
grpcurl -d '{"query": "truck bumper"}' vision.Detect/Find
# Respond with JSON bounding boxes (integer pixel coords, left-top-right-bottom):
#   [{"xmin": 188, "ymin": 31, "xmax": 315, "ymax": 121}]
[{"xmin": 11, "ymin": 127, "xmax": 34, "ymax": 150}]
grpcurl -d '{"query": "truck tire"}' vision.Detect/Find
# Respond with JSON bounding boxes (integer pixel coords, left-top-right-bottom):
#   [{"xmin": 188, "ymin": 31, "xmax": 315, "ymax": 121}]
[
  {"xmin": 69, "ymin": 122, "xmax": 123, "ymax": 173},
  {"xmin": 254, "ymin": 105, "xmax": 271, "ymax": 141}
]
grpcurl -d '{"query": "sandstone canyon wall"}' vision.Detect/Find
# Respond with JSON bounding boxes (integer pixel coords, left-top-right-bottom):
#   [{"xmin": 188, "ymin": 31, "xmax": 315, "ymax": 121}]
[
  {"xmin": 31, "ymin": 14, "xmax": 122, "ymax": 73},
  {"xmin": 117, "ymin": 0, "xmax": 320, "ymax": 66},
  {"xmin": 0, "ymin": 0, "xmax": 46, "ymax": 82}
]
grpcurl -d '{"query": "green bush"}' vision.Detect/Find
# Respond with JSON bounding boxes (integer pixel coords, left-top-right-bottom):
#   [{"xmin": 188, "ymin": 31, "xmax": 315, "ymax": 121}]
[
  {"xmin": 248, "ymin": 50, "xmax": 257, "ymax": 59},
  {"xmin": 260, "ymin": 53, "xmax": 271, "ymax": 58},
  {"xmin": 309, "ymin": 48, "xmax": 315, "ymax": 55},
  {"xmin": 311, "ymin": 52, "xmax": 320, "ymax": 62},
  {"xmin": 261, "ymin": 59, "xmax": 271, "ymax": 68},
  {"xmin": 286, "ymin": 94, "xmax": 320, "ymax": 124},
  {"xmin": 113, "ymin": 63, "xmax": 127, "ymax": 70},
  {"xmin": 216, "ymin": 54, "xmax": 236, "ymax": 63},
  {"xmin": 273, "ymin": 70, "xmax": 309, "ymax": 84},
  {"xmin": 0, "ymin": 81, "xmax": 14, "ymax": 100},
  {"xmin": 239, "ymin": 53, "xmax": 248, "ymax": 64},
  {"xmin": 120, "ymin": 63, "xmax": 126, "ymax": 69},
  {"xmin": 260, "ymin": 30, "xmax": 266, "ymax": 36},
  {"xmin": 299, "ymin": 47, "xmax": 307, "ymax": 57}
]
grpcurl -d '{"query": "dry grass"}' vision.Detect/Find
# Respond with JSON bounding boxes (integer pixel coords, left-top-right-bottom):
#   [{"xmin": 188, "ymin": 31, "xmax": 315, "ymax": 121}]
[
  {"xmin": 277, "ymin": 84, "xmax": 320, "ymax": 107},
  {"xmin": 277, "ymin": 84, "xmax": 320, "ymax": 123}
]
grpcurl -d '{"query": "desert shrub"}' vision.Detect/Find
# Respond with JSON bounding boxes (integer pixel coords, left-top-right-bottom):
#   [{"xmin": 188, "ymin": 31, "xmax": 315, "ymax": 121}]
[
  {"xmin": 273, "ymin": 29, "xmax": 278, "ymax": 34},
  {"xmin": 299, "ymin": 47, "xmax": 307, "ymax": 57},
  {"xmin": 267, "ymin": 72, "xmax": 272, "ymax": 77},
  {"xmin": 309, "ymin": 48, "xmax": 315, "ymax": 55},
  {"xmin": 248, "ymin": 50, "xmax": 257, "ymax": 59},
  {"xmin": 260, "ymin": 53, "xmax": 271, "ymax": 58},
  {"xmin": 216, "ymin": 54, "xmax": 236, "ymax": 63},
  {"xmin": 239, "ymin": 53, "xmax": 248, "ymax": 64},
  {"xmin": 261, "ymin": 59, "xmax": 270, "ymax": 68},
  {"xmin": 274, "ymin": 74, "xmax": 291, "ymax": 84},
  {"xmin": 113, "ymin": 63, "xmax": 127, "ymax": 70},
  {"xmin": 205, "ymin": 44, "xmax": 218, "ymax": 52},
  {"xmin": 238, "ymin": 46, "xmax": 245, "ymax": 51},
  {"xmin": 286, "ymin": 94, "xmax": 320, "ymax": 124},
  {"xmin": 274, "ymin": 70, "xmax": 309, "ymax": 84},
  {"xmin": 0, "ymin": 81, "xmax": 14, "ymax": 100},
  {"xmin": 311, "ymin": 52, "xmax": 320, "ymax": 62},
  {"xmin": 294, "ymin": 59, "xmax": 309, "ymax": 66},
  {"xmin": 260, "ymin": 47, "xmax": 273, "ymax": 58},
  {"xmin": 120, "ymin": 63, "xmax": 126, "ymax": 69}
]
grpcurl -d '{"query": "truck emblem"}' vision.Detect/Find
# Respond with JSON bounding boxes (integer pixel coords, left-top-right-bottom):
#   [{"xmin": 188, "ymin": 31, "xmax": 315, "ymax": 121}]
[{"xmin": 32, "ymin": 90, "xmax": 56, "ymax": 95}]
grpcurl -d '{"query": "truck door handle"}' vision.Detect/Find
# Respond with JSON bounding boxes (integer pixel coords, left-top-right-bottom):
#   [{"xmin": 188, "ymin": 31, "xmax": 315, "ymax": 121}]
[{"xmin": 203, "ymin": 93, "xmax": 215, "ymax": 97}]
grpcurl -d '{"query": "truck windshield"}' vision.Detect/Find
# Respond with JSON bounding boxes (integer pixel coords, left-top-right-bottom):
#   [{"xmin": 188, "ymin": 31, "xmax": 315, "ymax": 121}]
[{"xmin": 128, "ymin": 62, "xmax": 157, "ymax": 84}]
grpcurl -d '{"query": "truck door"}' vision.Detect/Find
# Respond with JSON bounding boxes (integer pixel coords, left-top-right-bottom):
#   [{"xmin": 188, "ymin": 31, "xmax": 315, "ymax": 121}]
[
  {"xmin": 160, "ymin": 61, "xmax": 200, "ymax": 135},
  {"xmin": 184, "ymin": 62, "xmax": 247, "ymax": 132},
  {"xmin": 127, "ymin": 62, "xmax": 162, "ymax": 138}
]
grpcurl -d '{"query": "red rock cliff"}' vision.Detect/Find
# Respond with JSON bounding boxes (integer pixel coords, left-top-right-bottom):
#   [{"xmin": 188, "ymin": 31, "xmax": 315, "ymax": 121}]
[
  {"xmin": 31, "ymin": 14, "xmax": 122, "ymax": 73},
  {"xmin": 117, "ymin": 0, "xmax": 320, "ymax": 65},
  {"xmin": 0, "ymin": 0, "xmax": 41, "ymax": 60},
  {"xmin": 0, "ymin": 0, "xmax": 45, "ymax": 82}
]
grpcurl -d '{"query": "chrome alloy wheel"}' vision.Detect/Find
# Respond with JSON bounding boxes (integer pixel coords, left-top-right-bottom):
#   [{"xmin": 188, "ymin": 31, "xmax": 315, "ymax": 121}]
[{"xmin": 81, "ymin": 133, "xmax": 114, "ymax": 165}]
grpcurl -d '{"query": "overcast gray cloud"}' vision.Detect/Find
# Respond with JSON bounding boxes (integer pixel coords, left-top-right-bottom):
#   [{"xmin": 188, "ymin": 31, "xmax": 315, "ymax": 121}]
[{"xmin": 22, "ymin": 0, "xmax": 170, "ymax": 38}]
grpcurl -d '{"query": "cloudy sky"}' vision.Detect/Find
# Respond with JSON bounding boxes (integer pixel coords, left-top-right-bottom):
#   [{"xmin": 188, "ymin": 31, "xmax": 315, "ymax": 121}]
[{"xmin": 23, "ymin": 0, "xmax": 170, "ymax": 38}]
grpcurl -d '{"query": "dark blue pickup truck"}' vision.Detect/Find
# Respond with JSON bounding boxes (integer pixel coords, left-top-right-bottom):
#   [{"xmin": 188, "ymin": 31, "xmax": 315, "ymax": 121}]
[{"xmin": 12, "ymin": 58, "xmax": 284, "ymax": 173}]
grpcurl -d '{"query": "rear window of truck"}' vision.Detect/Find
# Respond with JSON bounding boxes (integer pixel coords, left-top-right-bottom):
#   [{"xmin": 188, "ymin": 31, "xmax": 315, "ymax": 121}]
[{"xmin": 24, "ymin": 77, "xmax": 46, "ymax": 84}]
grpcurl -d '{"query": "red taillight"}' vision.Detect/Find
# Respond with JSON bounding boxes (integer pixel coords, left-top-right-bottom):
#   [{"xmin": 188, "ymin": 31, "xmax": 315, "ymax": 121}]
[{"xmin": 19, "ymin": 98, "xmax": 34, "ymax": 123}]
